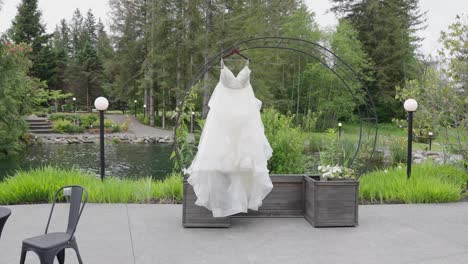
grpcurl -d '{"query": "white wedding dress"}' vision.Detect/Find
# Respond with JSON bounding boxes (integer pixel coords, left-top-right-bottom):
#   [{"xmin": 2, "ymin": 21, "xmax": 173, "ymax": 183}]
[{"xmin": 185, "ymin": 59, "xmax": 273, "ymax": 217}]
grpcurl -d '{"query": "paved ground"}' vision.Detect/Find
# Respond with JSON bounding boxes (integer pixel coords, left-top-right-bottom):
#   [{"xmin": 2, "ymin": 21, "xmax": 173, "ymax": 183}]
[
  {"xmin": 1, "ymin": 203, "xmax": 467, "ymax": 264},
  {"xmin": 106, "ymin": 114, "xmax": 172, "ymax": 138}
]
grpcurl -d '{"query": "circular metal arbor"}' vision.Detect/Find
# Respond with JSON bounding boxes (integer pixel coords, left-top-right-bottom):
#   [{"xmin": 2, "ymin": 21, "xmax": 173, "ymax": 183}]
[{"xmin": 173, "ymin": 37, "xmax": 378, "ymax": 176}]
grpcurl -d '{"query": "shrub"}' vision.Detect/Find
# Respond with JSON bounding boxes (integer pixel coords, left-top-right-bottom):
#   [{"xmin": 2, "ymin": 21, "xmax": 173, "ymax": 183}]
[
  {"xmin": 92, "ymin": 119, "xmax": 120, "ymax": 131},
  {"xmin": 389, "ymin": 137, "xmax": 407, "ymax": 165},
  {"xmin": 359, "ymin": 162, "xmax": 468, "ymax": 203},
  {"xmin": 52, "ymin": 119, "xmax": 84, "ymax": 133},
  {"xmin": 0, "ymin": 167, "xmax": 183, "ymax": 204},
  {"xmin": 137, "ymin": 113, "xmax": 150, "ymax": 125},
  {"xmin": 49, "ymin": 113, "xmax": 72, "ymax": 121},
  {"xmin": 79, "ymin": 114, "xmax": 98, "ymax": 128},
  {"xmin": 262, "ymin": 108, "xmax": 306, "ymax": 174}
]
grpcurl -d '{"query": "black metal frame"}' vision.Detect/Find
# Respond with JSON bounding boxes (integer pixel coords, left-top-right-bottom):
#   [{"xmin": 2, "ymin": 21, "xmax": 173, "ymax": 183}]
[{"xmin": 173, "ymin": 37, "xmax": 378, "ymax": 178}]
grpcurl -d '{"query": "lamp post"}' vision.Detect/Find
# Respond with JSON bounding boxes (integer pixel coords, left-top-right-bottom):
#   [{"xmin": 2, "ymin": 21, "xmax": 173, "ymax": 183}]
[
  {"xmin": 134, "ymin": 100, "xmax": 137, "ymax": 117},
  {"xmin": 404, "ymin": 99, "xmax": 418, "ymax": 179},
  {"xmin": 190, "ymin": 111, "xmax": 195, "ymax": 133},
  {"xmin": 338, "ymin": 122, "xmax": 343, "ymax": 139},
  {"xmin": 428, "ymin": 131, "xmax": 433, "ymax": 151},
  {"xmin": 94, "ymin": 97, "xmax": 109, "ymax": 181},
  {"xmin": 72, "ymin": 97, "xmax": 76, "ymax": 113},
  {"xmin": 143, "ymin": 104, "xmax": 147, "ymax": 120}
]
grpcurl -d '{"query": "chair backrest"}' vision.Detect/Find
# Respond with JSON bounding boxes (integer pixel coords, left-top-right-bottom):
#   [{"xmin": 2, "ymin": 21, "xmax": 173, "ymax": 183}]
[{"xmin": 45, "ymin": 186, "xmax": 88, "ymax": 239}]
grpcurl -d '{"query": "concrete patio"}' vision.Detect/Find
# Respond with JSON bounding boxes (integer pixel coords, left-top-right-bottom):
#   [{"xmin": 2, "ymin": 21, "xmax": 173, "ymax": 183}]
[{"xmin": 0, "ymin": 203, "xmax": 467, "ymax": 264}]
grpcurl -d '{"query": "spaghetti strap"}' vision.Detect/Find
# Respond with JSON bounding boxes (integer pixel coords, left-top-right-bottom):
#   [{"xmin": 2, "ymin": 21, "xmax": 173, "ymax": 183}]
[
  {"xmin": 245, "ymin": 59, "xmax": 249, "ymax": 67},
  {"xmin": 220, "ymin": 58, "xmax": 224, "ymax": 69}
]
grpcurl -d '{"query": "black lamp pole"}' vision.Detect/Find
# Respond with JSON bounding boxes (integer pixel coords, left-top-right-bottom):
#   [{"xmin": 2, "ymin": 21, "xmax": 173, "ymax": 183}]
[
  {"xmin": 134, "ymin": 101, "xmax": 137, "ymax": 117},
  {"xmin": 428, "ymin": 132, "xmax": 433, "ymax": 151},
  {"xmin": 338, "ymin": 123, "xmax": 342, "ymax": 139},
  {"xmin": 99, "ymin": 110, "xmax": 105, "ymax": 180},
  {"xmin": 95, "ymin": 97, "xmax": 108, "ymax": 181},
  {"xmin": 407, "ymin": 111, "xmax": 413, "ymax": 179},
  {"xmin": 190, "ymin": 112, "xmax": 195, "ymax": 133},
  {"xmin": 404, "ymin": 99, "xmax": 418, "ymax": 180},
  {"xmin": 73, "ymin": 98, "xmax": 76, "ymax": 113}
]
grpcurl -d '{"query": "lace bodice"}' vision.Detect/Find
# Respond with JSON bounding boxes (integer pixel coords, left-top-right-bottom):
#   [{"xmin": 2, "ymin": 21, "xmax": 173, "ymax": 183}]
[{"xmin": 220, "ymin": 60, "xmax": 251, "ymax": 89}]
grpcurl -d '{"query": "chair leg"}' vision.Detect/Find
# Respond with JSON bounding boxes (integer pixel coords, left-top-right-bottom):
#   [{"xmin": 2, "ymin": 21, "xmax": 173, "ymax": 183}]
[
  {"xmin": 71, "ymin": 240, "xmax": 84, "ymax": 264},
  {"xmin": 19, "ymin": 246, "xmax": 27, "ymax": 264},
  {"xmin": 57, "ymin": 249, "xmax": 65, "ymax": 264},
  {"xmin": 38, "ymin": 253, "xmax": 56, "ymax": 264}
]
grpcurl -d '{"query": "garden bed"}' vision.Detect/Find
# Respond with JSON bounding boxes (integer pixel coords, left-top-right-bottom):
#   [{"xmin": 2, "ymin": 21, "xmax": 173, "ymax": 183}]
[{"xmin": 183, "ymin": 174, "xmax": 359, "ymax": 228}]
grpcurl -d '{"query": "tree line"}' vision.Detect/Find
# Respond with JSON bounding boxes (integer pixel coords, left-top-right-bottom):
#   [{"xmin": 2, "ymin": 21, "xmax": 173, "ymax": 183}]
[
  {"xmin": 3, "ymin": 0, "xmax": 427, "ymax": 123},
  {"xmin": 4, "ymin": 0, "xmax": 466, "ymax": 157}
]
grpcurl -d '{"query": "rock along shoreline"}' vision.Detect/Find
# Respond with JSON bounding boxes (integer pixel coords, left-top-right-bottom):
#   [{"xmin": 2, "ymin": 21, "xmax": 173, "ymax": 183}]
[{"xmin": 29, "ymin": 133, "xmax": 173, "ymax": 145}]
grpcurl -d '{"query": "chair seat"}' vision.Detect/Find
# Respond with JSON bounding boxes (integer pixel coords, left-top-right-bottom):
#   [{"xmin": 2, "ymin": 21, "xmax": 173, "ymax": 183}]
[{"xmin": 23, "ymin": 232, "xmax": 73, "ymax": 250}]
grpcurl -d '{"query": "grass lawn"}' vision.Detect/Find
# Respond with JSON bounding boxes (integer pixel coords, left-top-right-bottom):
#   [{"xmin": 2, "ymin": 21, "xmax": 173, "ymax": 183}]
[
  {"xmin": 359, "ymin": 162, "xmax": 468, "ymax": 203},
  {"xmin": 304, "ymin": 123, "xmax": 465, "ymax": 152},
  {"xmin": 0, "ymin": 167, "xmax": 182, "ymax": 204},
  {"xmin": 1, "ymin": 163, "xmax": 466, "ymax": 205}
]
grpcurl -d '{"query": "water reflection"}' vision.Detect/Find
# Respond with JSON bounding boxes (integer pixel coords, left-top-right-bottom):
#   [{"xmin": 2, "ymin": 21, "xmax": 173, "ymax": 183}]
[{"xmin": 0, "ymin": 144, "xmax": 174, "ymax": 181}]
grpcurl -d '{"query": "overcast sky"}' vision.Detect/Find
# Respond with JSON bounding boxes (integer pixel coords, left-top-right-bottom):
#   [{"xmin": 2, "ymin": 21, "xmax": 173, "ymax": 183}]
[{"xmin": 0, "ymin": 0, "xmax": 466, "ymax": 56}]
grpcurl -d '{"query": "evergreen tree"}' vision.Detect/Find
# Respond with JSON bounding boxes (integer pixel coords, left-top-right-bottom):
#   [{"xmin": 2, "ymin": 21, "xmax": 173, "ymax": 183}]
[
  {"xmin": 68, "ymin": 41, "xmax": 104, "ymax": 111},
  {"xmin": 70, "ymin": 9, "xmax": 84, "ymax": 55},
  {"xmin": 8, "ymin": 0, "xmax": 54, "ymax": 87},
  {"xmin": 50, "ymin": 20, "xmax": 71, "ymax": 91},
  {"xmin": 84, "ymin": 9, "xmax": 98, "ymax": 45},
  {"xmin": 331, "ymin": 0, "xmax": 425, "ymax": 121}
]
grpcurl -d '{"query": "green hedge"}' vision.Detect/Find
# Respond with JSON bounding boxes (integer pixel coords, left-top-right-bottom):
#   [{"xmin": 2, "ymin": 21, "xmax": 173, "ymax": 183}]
[
  {"xmin": 0, "ymin": 167, "xmax": 182, "ymax": 204},
  {"xmin": 52, "ymin": 119, "xmax": 85, "ymax": 133},
  {"xmin": 359, "ymin": 162, "xmax": 468, "ymax": 203},
  {"xmin": 49, "ymin": 113, "xmax": 121, "ymax": 133}
]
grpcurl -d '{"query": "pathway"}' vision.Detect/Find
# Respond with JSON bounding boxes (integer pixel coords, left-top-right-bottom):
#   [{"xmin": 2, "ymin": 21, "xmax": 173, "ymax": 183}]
[
  {"xmin": 1, "ymin": 203, "xmax": 468, "ymax": 264},
  {"xmin": 105, "ymin": 114, "xmax": 173, "ymax": 138}
]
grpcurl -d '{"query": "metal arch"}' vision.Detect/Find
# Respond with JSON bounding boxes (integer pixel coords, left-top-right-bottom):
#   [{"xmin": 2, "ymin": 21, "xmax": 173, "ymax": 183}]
[{"xmin": 173, "ymin": 37, "xmax": 378, "ymax": 177}]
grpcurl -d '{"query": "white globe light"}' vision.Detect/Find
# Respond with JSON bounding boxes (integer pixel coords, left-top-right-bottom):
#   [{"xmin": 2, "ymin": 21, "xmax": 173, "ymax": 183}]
[
  {"xmin": 428, "ymin": 132, "xmax": 433, "ymax": 136},
  {"xmin": 404, "ymin": 99, "xmax": 418, "ymax": 112},
  {"xmin": 143, "ymin": 104, "xmax": 147, "ymax": 108},
  {"xmin": 338, "ymin": 122, "xmax": 342, "ymax": 127},
  {"xmin": 134, "ymin": 100, "xmax": 137, "ymax": 103},
  {"xmin": 94, "ymin": 97, "xmax": 109, "ymax": 111},
  {"xmin": 72, "ymin": 97, "xmax": 76, "ymax": 101}
]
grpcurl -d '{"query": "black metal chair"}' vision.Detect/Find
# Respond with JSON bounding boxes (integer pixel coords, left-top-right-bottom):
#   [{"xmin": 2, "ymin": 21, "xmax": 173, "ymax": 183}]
[
  {"xmin": 20, "ymin": 186, "xmax": 88, "ymax": 264},
  {"xmin": 0, "ymin": 207, "xmax": 12, "ymax": 239}
]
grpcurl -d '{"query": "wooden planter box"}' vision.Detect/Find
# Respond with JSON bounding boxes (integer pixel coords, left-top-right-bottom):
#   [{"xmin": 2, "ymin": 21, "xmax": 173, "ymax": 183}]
[
  {"xmin": 183, "ymin": 180, "xmax": 231, "ymax": 227},
  {"xmin": 183, "ymin": 174, "xmax": 359, "ymax": 228},
  {"xmin": 304, "ymin": 176, "xmax": 359, "ymax": 227}
]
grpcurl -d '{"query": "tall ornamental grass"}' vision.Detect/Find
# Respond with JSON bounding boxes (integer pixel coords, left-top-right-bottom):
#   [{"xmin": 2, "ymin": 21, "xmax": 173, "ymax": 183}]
[
  {"xmin": 359, "ymin": 162, "xmax": 467, "ymax": 203},
  {"xmin": 0, "ymin": 167, "xmax": 183, "ymax": 205}
]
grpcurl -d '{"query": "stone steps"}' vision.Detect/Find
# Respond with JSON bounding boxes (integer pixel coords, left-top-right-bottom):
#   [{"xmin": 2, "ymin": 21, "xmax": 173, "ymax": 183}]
[{"xmin": 26, "ymin": 117, "xmax": 53, "ymax": 134}]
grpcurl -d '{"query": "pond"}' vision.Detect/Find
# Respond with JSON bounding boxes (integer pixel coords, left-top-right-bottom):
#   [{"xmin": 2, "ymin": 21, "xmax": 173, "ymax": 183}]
[{"xmin": 0, "ymin": 144, "xmax": 174, "ymax": 181}]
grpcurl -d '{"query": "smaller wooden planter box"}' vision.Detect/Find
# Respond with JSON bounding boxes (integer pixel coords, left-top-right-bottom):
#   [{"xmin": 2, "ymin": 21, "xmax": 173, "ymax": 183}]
[{"xmin": 304, "ymin": 176, "xmax": 359, "ymax": 227}]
